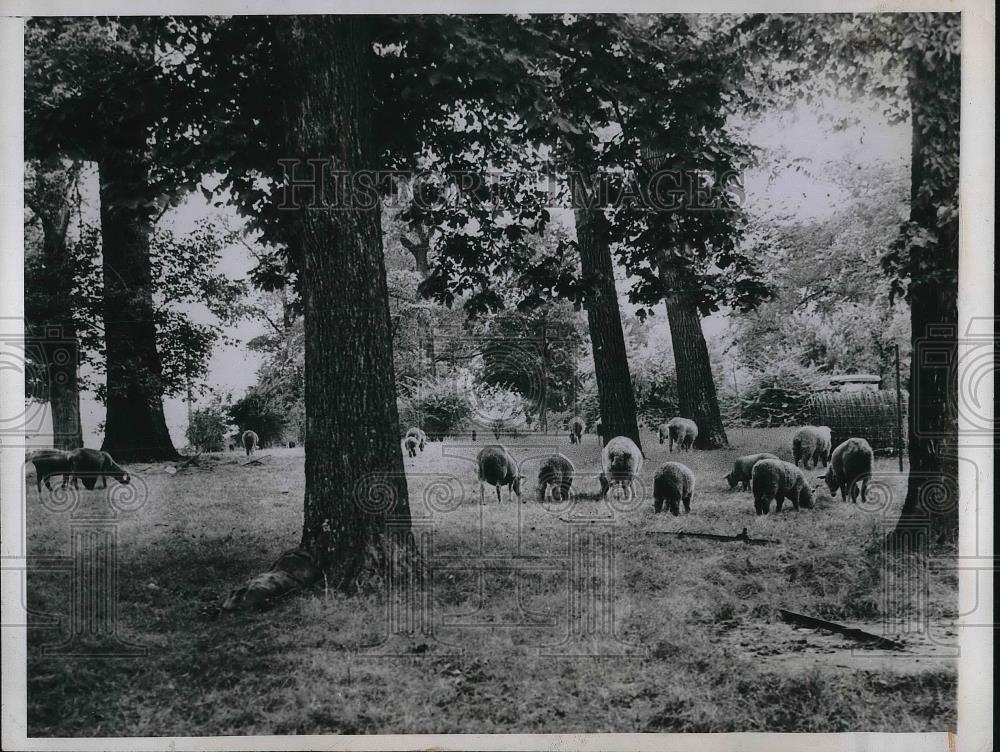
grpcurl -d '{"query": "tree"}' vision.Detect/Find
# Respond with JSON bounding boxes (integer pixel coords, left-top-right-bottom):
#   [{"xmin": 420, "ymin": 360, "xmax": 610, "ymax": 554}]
[
  {"xmin": 24, "ymin": 18, "xmax": 183, "ymax": 460},
  {"xmin": 734, "ymin": 13, "xmax": 960, "ymax": 542},
  {"xmin": 273, "ymin": 16, "xmax": 412, "ymax": 583},
  {"xmin": 23, "ymin": 160, "xmax": 85, "ymax": 450}
]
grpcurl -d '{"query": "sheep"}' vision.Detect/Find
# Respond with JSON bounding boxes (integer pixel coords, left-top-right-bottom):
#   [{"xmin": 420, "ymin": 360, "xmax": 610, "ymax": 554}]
[
  {"xmin": 476, "ymin": 445, "xmax": 524, "ymax": 503},
  {"xmin": 405, "ymin": 427, "xmax": 427, "ymax": 451},
  {"xmin": 600, "ymin": 436, "xmax": 643, "ymax": 500},
  {"xmin": 823, "ymin": 437, "xmax": 874, "ymax": 504},
  {"xmin": 403, "ymin": 436, "xmax": 418, "ymax": 458},
  {"xmin": 595, "ymin": 419, "xmax": 604, "ymax": 444},
  {"xmin": 242, "ymin": 430, "xmax": 259, "ymax": 457},
  {"xmin": 751, "ymin": 459, "xmax": 813, "ymax": 515},
  {"xmin": 725, "ymin": 452, "xmax": 780, "ymax": 491},
  {"xmin": 536, "ymin": 453, "xmax": 574, "ymax": 502},
  {"xmin": 653, "ymin": 462, "xmax": 695, "ymax": 516},
  {"xmin": 68, "ymin": 448, "xmax": 130, "ymax": 491},
  {"xmin": 792, "ymin": 426, "xmax": 832, "ymax": 469},
  {"xmin": 657, "ymin": 422, "xmax": 669, "ymax": 445},
  {"xmin": 29, "ymin": 449, "xmax": 74, "ymax": 493},
  {"xmin": 666, "ymin": 417, "xmax": 698, "ymax": 452},
  {"xmin": 568, "ymin": 416, "xmax": 585, "ymax": 445}
]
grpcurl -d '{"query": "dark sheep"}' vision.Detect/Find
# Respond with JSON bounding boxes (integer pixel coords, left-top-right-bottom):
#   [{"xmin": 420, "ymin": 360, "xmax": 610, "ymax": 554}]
[
  {"xmin": 476, "ymin": 445, "xmax": 524, "ymax": 503},
  {"xmin": 824, "ymin": 437, "xmax": 874, "ymax": 504},
  {"xmin": 666, "ymin": 417, "xmax": 698, "ymax": 452},
  {"xmin": 536, "ymin": 453, "xmax": 574, "ymax": 502},
  {"xmin": 792, "ymin": 426, "xmax": 832, "ymax": 469},
  {"xmin": 725, "ymin": 452, "xmax": 780, "ymax": 491},
  {"xmin": 29, "ymin": 449, "xmax": 74, "ymax": 493},
  {"xmin": 653, "ymin": 462, "xmax": 695, "ymax": 516},
  {"xmin": 568, "ymin": 416, "xmax": 585, "ymax": 445},
  {"xmin": 69, "ymin": 448, "xmax": 130, "ymax": 491},
  {"xmin": 242, "ymin": 430, "xmax": 259, "ymax": 457},
  {"xmin": 404, "ymin": 436, "xmax": 418, "ymax": 458},
  {"xmin": 751, "ymin": 459, "xmax": 813, "ymax": 515}
]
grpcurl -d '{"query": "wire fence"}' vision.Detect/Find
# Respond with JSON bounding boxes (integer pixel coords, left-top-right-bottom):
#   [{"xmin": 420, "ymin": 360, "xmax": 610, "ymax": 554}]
[{"xmin": 807, "ymin": 390, "xmax": 906, "ymax": 456}]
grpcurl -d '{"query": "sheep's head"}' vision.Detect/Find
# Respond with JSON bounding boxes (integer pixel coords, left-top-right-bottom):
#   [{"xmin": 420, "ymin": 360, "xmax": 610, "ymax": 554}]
[
  {"xmin": 822, "ymin": 470, "xmax": 838, "ymax": 494},
  {"xmin": 512, "ymin": 474, "xmax": 525, "ymax": 498},
  {"xmin": 724, "ymin": 471, "xmax": 738, "ymax": 489}
]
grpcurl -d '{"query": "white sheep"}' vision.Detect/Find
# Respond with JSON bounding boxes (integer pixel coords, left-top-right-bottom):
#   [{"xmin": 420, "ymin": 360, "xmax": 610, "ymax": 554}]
[
  {"xmin": 242, "ymin": 430, "xmax": 259, "ymax": 457},
  {"xmin": 666, "ymin": 417, "xmax": 698, "ymax": 452},
  {"xmin": 600, "ymin": 436, "xmax": 643, "ymax": 501},
  {"xmin": 751, "ymin": 459, "xmax": 813, "ymax": 515},
  {"xmin": 405, "ymin": 427, "xmax": 427, "ymax": 451},
  {"xmin": 567, "ymin": 416, "xmax": 585, "ymax": 445},
  {"xmin": 792, "ymin": 426, "xmax": 832, "ymax": 469}
]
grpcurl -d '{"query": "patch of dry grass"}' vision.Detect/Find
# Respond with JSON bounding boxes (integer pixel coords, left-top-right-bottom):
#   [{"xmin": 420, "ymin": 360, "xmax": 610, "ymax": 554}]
[{"xmin": 24, "ymin": 428, "xmax": 957, "ymax": 736}]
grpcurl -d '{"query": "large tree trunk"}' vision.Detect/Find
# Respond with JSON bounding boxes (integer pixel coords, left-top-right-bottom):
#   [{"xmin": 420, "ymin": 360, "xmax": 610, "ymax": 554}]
[
  {"xmin": 657, "ymin": 253, "xmax": 729, "ymax": 449},
  {"xmin": 276, "ymin": 16, "xmax": 412, "ymax": 587},
  {"xmin": 97, "ymin": 152, "xmax": 178, "ymax": 462},
  {"xmin": 573, "ymin": 205, "xmax": 642, "ymax": 451},
  {"xmin": 26, "ymin": 162, "xmax": 84, "ymax": 451},
  {"xmin": 887, "ymin": 53, "xmax": 960, "ymax": 547}
]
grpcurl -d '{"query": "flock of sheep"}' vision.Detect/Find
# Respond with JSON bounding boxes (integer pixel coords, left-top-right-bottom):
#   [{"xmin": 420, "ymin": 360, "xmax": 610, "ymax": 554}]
[{"xmin": 450, "ymin": 418, "xmax": 876, "ymax": 516}]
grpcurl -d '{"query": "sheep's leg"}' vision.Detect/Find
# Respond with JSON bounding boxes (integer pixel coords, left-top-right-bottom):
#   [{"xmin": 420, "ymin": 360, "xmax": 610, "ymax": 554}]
[
  {"xmin": 775, "ymin": 495, "xmax": 784, "ymax": 513},
  {"xmin": 653, "ymin": 496, "xmax": 663, "ymax": 513},
  {"xmin": 861, "ymin": 476, "xmax": 869, "ymax": 504},
  {"xmin": 497, "ymin": 485, "xmax": 502, "ymax": 504},
  {"xmin": 683, "ymin": 495, "xmax": 691, "ymax": 513},
  {"xmin": 479, "ymin": 480, "xmax": 485, "ymax": 505},
  {"xmin": 850, "ymin": 481, "xmax": 860, "ymax": 504}
]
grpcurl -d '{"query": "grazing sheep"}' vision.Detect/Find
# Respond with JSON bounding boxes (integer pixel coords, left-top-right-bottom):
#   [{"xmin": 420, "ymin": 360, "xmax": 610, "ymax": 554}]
[
  {"xmin": 653, "ymin": 462, "xmax": 695, "ymax": 516},
  {"xmin": 824, "ymin": 437, "xmax": 874, "ymax": 504},
  {"xmin": 476, "ymin": 445, "xmax": 524, "ymax": 503},
  {"xmin": 657, "ymin": 423, "xmax": 669, "ymax": 445},
  {"xmin": 404, "ymin": 436, "xmax": 418, "ymax": 458},
  {"xmin": 666, "ymin": 417, "xmax": 698, "ymax": 453},
  {"xmin": 536, "ymin": 453, "xmax": 574, "ymax": 502},
  {"xmin": 69, "ymin": 448, "xmax": 130, "ymax": 491},
  {"xmin": 725, "ymin": 452, "xmax": 780, "ymax": 491},
  {"xmin": 29, "ymin": 449, "xmax": 74, "ymax": 493},
  {"xmin": 568, "ymin": 416, "xmax": 585, "ymax": 445},
  {"xmin": 792, "ymin": 426, "xmax": 832, "ymax": 469},
  {"xmin": 600, "ymin": 436, "xmax": 643, "ymax": 500},
  {"xmin": 405, "ymin": 427, "xmax": 427, "ymax": 451},
  {"xmin": 751, "ymin": 459, "xmax": 813, "ymax": 515},
  {"xmin": 242, "ymin": 430, "xmax": 259, "ymax": 457}
]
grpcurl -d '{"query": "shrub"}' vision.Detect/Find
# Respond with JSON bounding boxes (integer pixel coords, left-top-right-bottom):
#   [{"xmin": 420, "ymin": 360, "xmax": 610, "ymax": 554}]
[
  {"xmin": 739, "ymin": 361, "xmax": 828, "ymax": 427},
  {"xmin": 186, "ymin": 399, "xmax": 231, "ymax": 453},
  {"xmin": 398, "ymin": 377, "xmax": 473, "ymax": 440}
]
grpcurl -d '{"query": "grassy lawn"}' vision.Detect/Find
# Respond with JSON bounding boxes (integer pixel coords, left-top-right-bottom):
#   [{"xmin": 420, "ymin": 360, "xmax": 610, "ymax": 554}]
[{"xmin": 24, "ymin": 427, "xmax": 957, "ymax": 736}]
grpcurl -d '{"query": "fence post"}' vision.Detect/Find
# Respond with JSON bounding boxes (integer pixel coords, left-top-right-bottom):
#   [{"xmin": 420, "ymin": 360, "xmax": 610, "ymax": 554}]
[{"xmin": 894, "ymin": 344, "xmax": 904, "ymax": 471}]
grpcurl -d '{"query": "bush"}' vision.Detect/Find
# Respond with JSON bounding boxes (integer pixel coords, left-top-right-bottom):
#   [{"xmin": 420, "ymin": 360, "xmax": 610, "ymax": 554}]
[
  {"xmin": 739, "ymin": 361, "xmax": 828, "ymax": 427},
  {"xmin": 398, "ymin": 377, "xmax": 473, "ymax": 440},
  {"xmin": 186, "ymin": 399, "xmax": 231, "ymax": 453},
  {"xmin": 228, "ymin": 391, "xmax": 287, "ymax": 447}
]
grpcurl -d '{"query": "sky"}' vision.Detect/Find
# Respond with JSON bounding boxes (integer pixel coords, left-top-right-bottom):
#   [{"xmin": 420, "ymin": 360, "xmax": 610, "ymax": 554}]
[{"xmin": 28, "ymin": 94, "xmax": 910, "ymax": 450}]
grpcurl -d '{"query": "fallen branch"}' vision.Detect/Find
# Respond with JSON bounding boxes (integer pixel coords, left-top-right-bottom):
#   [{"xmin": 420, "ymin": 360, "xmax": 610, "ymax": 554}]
[
  {"xmin": 175, "ymin": 453, "xmax": 201, "ymax": 470},
  {"xmin": 242, "ymin": 454, "xmax": 270, "ymax": 466},
  {"xmin": 648, "ymin": 527, "xmax": 779, "ymax": 545},
  {"xmin": 778, "ymin": 609, "xmax": 906, "ymax": 651}
]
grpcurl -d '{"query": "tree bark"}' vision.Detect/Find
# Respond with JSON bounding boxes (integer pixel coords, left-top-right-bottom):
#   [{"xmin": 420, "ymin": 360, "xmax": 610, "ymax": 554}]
[
  {"xmin": 26, "ymin": 163, "xmax": 84, "ymax": 450},
  {"xmin": 97, "ymin": 152, "xmax": 178, "ymax": 462},
  {"xmin": 657, "ymin": 253, "xmax": 729, "ymax": 449},
  {"xmin": 887, "ymin": 54, "xmax": 959, "ymax": 547},
  {"xmin": 573, "ymin": 205, "xmax": 643, "ymax": 451},
  {"xmin": 276, "ymin": 16, "xmax": 412, "ymax": 587}
]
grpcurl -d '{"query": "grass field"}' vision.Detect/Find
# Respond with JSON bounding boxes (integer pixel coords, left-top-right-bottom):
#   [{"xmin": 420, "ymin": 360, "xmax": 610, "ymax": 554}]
[{"xmin": 23, "ymin": 427, "xmax": 957, "ymax": 736}]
